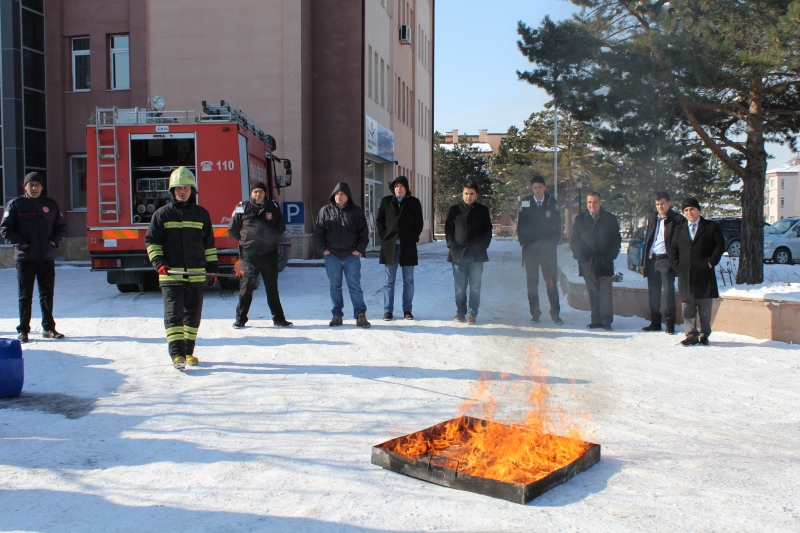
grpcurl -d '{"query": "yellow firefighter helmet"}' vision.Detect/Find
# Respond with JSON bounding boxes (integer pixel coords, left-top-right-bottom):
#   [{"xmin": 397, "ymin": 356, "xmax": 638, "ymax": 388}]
[{"xmin": 168, "ymin": 166, "xmax": 197, "ymax": 191}]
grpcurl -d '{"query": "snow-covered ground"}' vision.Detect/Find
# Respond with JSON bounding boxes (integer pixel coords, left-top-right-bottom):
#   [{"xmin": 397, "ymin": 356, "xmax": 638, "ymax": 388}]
[
  {"xmin": 1, "ymin": 240, "xmax": 799, "ymax": 532},
  {"xmin": 558, "ymin": 243, "xmax": 800, "ymax": 302}
]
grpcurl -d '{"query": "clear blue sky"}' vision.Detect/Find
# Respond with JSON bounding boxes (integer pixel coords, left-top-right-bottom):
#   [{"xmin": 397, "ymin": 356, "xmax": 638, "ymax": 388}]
[{"xmin": 433, "ymin": 0, "xmax": 795, "ymax": 169}]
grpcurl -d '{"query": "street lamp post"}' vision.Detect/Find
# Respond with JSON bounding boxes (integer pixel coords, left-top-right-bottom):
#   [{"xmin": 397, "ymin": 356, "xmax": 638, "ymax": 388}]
[{"xmin": 576, "ymin": 179, "xmax": 583, "ymax": 214}]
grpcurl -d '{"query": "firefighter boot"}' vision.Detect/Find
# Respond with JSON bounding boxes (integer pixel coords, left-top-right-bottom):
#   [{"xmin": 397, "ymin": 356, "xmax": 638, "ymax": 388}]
[
  {"xmin": 172, "ymin": 356, "xmax": 186, "ymax": 370},
  {"xmin": 185, "ymin": 354, "xmax": 199, "ymax": 366}
]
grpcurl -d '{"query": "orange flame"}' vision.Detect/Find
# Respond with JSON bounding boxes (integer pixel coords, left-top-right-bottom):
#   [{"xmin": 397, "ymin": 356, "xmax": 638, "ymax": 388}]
[
  {"xmin": 233, "ymin": 259, "xmax": 246, "ymax": 278},
  {"xmin": 379, "ymin": 345, "xmax": 593, "ymax": 485}
]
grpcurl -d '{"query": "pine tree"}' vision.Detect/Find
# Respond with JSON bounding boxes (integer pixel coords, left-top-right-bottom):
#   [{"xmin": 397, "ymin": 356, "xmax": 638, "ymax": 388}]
[{"xmin": 517, "ymin": 0, "xmax": 800, "ymax": 283}]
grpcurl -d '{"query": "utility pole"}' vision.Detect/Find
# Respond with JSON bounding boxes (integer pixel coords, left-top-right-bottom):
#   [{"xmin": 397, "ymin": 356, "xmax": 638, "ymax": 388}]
[{"xmin": 553, "ymin": 102, "xmax": 558, "ymax": 199}]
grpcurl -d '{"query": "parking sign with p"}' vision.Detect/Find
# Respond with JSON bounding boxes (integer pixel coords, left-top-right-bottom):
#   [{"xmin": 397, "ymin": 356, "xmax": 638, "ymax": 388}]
[{"xmin": 282, "ymin": 201, "xmax": 305, "ymax": 237}]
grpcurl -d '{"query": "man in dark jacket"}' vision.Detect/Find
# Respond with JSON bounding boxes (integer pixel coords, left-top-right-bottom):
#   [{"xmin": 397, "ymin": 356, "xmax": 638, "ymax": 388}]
[
  {"xmin": 376, "ymin": 176, "xmax": 424, "ymax": 321},
  {"xmin": 313, "ymin": 182, "xmax": 370, "ymax": 328},
  {"xmin": 571, "ymin": 191, "xmax": 622, "ymax": 331},
  {"xmin": 1, "ymin": 172, "xmax": 67, "ymax": 343},
  {"xmin": 639, "ymin": 191, "xmax": 685, "ymax": 334},
  {"xmin": 145, "ymin": 167, "xmax": 218, "ymax": 370},
  {"xmin": 668, "ymin": 198, "xmax": 725, "ymax": 346},
  {"xmin": 228, "ymin": 181, "xmax": 292, "ymax": 329},
  {"xmin": 517, "ymin": 175, "xmax": 562, "ymax": 325},
  {"xmin": 445, "ymin": 180, "xmax": 493, "ymax": 325}
]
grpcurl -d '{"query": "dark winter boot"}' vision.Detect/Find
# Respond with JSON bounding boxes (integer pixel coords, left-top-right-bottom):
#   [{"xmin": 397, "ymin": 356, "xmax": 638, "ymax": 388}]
[
  {"xmin": 642, "ymin": 322, "xmax": 662, "ymax": 332},
  {"xmin": 329, "ymin": 316, "xmax": 343, "ymax": 327},
  {"xmin": 273, "ymin": 318, "xmax": 293, "ymax": 327},
  {"xmin": 356, "ymin": 313, "xmax": 371, "ymax": 328}
]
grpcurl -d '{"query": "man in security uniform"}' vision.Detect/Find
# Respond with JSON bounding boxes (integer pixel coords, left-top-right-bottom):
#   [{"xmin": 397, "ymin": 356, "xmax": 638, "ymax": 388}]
[
  {"xmin": 517, "ymin": 175, "xmax": 562, "ymax": 324},
  {"xmin": 145, "ymin": 167, "xmax": 218, "ymax": 370},
  {"xmin": 1, "ymin": 172, "xmax": 67, "ymax": 342},
  {"xmin": 228, "ymin": 181, "xmax": 292, "ymax": 328}
]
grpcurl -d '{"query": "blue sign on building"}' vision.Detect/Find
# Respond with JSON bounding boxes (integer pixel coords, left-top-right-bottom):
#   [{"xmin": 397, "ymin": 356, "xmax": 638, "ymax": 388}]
[{"xmin": 282, "ymin": 201, "xmax": 305, "ymax": 225}]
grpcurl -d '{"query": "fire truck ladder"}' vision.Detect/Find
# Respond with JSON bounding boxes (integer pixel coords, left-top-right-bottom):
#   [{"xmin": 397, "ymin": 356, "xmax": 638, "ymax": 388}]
[{"xmin": 95, "ymin": 107, "xmax": 121, "ymax": 223}]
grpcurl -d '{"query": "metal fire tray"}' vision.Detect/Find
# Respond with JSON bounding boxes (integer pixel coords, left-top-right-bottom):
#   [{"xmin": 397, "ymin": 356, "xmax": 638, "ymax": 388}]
[{"xmin": 371, "ymin": 416, "xmax": 600, "ymax": 505}]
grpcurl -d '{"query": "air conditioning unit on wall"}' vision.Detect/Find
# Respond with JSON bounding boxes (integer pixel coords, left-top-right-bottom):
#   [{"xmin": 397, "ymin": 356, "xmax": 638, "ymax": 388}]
[{"xmin": 399, "ymin": 24, "xmax": 411, "ymax": 45}]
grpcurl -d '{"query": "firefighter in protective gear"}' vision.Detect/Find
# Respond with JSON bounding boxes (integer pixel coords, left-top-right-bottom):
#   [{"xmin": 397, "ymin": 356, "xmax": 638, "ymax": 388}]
[{"xmin": 145, "ymin": 166, "xmax": 218, "ymax": 370}]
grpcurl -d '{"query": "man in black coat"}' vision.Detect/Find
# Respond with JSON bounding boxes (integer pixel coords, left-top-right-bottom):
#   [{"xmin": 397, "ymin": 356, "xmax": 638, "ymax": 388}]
[
  {"xmin": 639, "ymin": 191, "xmax": 685, "ymax": 334},
  {"xmin": 228, "ymin": 181, "xmax": 292, "ymax": 329},
  {"xmin": 1, "ymin": 172, "xmax": 67, "ymax": 343},
  {"xmin": 313, "ymin": 182, "xmax": 371, "ymax": 328},
  {"xmin": 517, "ymin": 175, "xmax": 562, "ymax": 325},
  {"xmin": 668, "ymin": 197, "xmax": 725, "ymax": 346},
  {"xmin": 445, "ymin": 180, "xmax": 493, "ymax": 325},
  {"xmin": 570, "ymin": 191, "xmax": 622, "ymax": 331},
  {"xmin": 376, "ymin": 176, "xmax": 424, "ymax": 321}
]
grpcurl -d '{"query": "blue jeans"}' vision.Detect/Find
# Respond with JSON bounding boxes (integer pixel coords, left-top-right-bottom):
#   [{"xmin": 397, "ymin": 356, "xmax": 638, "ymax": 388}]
[
  {"xmin": 452, "ymin": 252, "xmax": 484, "ymax": 318},
  {"xmin": 324, "ymin": 253, "xmax": 367, "ymax": 318},
  {"xmin": 384, "ymin": 244, "xmax": 415, "ymax": 313}
]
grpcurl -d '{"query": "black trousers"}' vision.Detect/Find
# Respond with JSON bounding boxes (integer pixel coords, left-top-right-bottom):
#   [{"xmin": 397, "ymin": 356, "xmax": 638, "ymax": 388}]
[
  {"xmin": 523, "ymin": 241, "xmax": 560, "ymax": 318},
  {"xmin": 682, "ymin": 296, "xmax": 713, "ymax": 339},
  {"xmin": 161, "ymin": 283, "xmax": 204, "ymax": 360},
  {"xmin": 16, "ymin": 260, "xmax": 56, "ymax": 334},
  {"xmin": 581, "ymin": 264, "xmax": 614, "ymax": 327},
  {"xmin": 646, "ymin": 257, "xmax": 677, "ymax": 327},
  {"xmin": 236, "ymin": 252, "xmax": 285, "ymax": 324}
]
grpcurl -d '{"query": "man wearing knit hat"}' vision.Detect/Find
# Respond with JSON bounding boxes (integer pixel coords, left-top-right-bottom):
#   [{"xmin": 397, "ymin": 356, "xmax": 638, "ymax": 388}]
[
  {"xmin": 0, "ymin": 172, "xmax": 67, "ymax": 343},
  {"xmin": 376, "ymin": 175, "xmax": 424, "ymax": 321},
  {"xmin": 228, "ymin": 181, "xmax": 292, "ymax": 328},
  {"xmin": 668, "ymin": 197, "xmax": 725, "ymax": 346}
]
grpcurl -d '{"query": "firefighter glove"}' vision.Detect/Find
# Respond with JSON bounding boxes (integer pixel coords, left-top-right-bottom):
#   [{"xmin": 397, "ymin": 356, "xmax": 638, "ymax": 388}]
[{"xmin": 157, "ymin": 264, "xmax": 171, "ymax": 276}]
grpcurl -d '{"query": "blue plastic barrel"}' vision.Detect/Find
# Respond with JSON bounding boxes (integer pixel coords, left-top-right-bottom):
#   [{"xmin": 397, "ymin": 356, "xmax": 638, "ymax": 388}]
[{"xmin": 0, "ymin": 338, "xmax": 24, "ymax": 398}]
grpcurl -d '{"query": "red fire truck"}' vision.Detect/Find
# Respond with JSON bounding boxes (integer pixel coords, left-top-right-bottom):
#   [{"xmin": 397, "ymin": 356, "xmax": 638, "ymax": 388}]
[{"xmin": 86, "ymin": 100, "xmax": 292, "ymax": 292}]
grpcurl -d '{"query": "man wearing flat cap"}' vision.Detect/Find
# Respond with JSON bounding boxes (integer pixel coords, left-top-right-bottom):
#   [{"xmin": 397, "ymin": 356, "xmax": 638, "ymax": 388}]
[
  {"xmin": 668, "ymin": 198, "xmax": 725, "ymax": 346},
  {"xmin": 1, "ymin": 172, "xmax": 67, "ymax": 343},
  {"xmin": 376, "ymin": 175, "xmax": 424, "ymax": 321},
  {"xmin": 228, "ymin": 181, "xmax": 292, "ymax": 328}
]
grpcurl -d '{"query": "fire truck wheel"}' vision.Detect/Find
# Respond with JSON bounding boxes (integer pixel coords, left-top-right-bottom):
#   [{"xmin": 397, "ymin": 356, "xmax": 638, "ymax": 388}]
[
  {"xmin": 117, "ymin": 284, "xmax": 139, "ymax": 293},
  {"xmin": 277, "ymin": 239, "xmax": 290, "ymax": 272}
]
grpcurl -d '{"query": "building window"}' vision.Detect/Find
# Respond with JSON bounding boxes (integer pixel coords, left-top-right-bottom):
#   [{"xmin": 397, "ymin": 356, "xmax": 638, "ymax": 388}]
[
  {"xmin": 770, "ymin": 179, "xmax": 775, "ymax": 188},
  {"xmin": 781, "ymin": 197, "xmax": 785, "ymax": 208},
  {"xmin": 70, "ymin": 155, "xmax": 87, "ymax": 210},
  {"xmin": 72, "ymin": 37, "xmax": 90, "ymax": 91},
  {"xmin": 367, "ymin": 45, "xmax": 373, "ymax": 97},
  {"xmin": 770, "ymin": 215, "xmax": 775, "ymax": 223},
  {"xmin": 770, "ymin": 197, "xmax": 775, "ymax": 205},
  {"xmin": 781, "ymin": 178, "xmax": 785, "ymax": 189},
  {"xmin": 110, "ymin": 35, "xmax": 129, "ymax": 90}
]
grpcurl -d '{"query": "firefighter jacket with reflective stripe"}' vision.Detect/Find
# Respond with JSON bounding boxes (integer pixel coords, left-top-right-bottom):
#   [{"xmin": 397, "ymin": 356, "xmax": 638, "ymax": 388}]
[{"xmin": 145, "ymin": 197, "xmax": 218, "ymax": 284}]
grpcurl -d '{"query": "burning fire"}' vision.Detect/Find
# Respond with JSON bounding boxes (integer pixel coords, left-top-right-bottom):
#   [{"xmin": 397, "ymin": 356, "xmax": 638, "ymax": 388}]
[
  {"xmin": 378, "ymin": 346, "xmax": 592, "ymax": 485},
  {"xmin": 233, "ymin": 259, "xmax": 246, "ymax": 278}
]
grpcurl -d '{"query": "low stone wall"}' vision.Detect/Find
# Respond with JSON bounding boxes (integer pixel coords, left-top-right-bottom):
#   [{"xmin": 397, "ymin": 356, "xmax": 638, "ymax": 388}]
[
  {"xmin": 0, "ymin": 237, "xmax": 89, "ymax": 267},
  {"xmin": 558, "ymin": 267, "xmax": 800, "ymax": 344}
]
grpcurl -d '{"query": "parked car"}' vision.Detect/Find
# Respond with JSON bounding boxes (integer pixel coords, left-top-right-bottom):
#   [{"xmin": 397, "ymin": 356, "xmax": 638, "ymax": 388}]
[
  {"xmin": 764, "ymin": 216, "xmax": 800, "ymax": 264},
  {"xmin": 626, "ymin": 225, "xmax": 646, "ymax": 272},
  {"xmin": 710, "ymin": 218, "xmax": 742, "ymax": 257}
]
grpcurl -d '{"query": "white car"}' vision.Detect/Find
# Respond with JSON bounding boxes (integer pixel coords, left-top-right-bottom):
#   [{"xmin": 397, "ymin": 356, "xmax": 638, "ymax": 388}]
[{"xmin": 764, "ymin": 217, "xmax": 800, "ymax": 264}]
